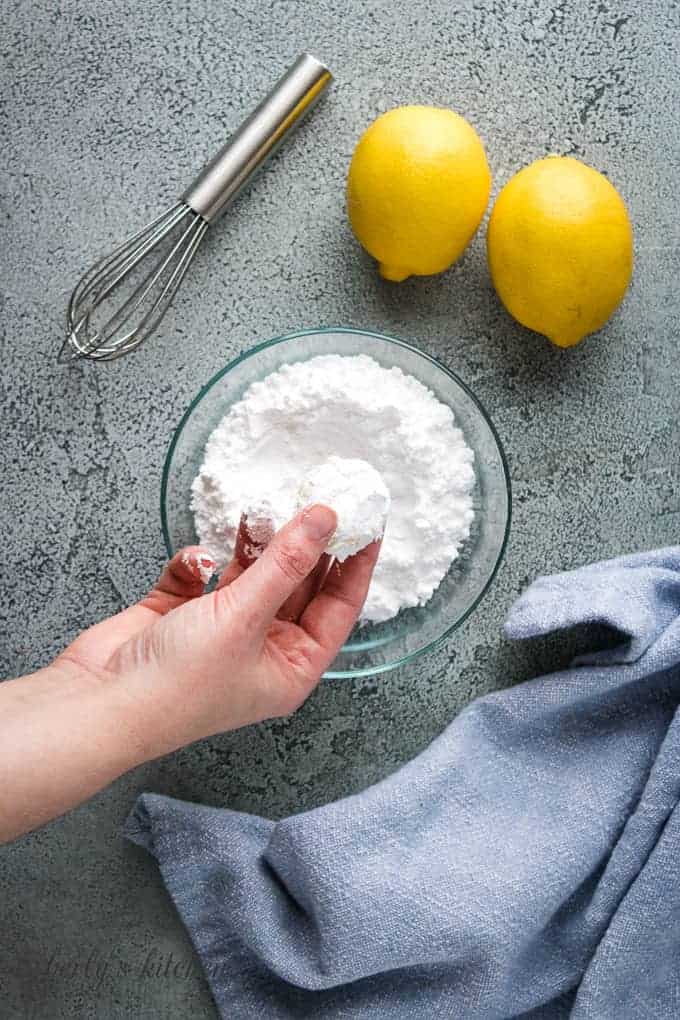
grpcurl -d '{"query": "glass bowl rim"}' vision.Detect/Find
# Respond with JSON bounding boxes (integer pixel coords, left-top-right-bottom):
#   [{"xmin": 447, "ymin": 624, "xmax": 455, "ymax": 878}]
[{"xmin": 160, "ymin": 325, "xmax": 513, "ymax": 678}]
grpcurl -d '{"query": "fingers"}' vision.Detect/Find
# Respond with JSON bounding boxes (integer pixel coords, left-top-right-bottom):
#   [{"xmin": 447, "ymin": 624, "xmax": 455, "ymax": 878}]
[
  {"xmin": 298, "ymin": 539, "xmax": 381, "ymax": 670},
  {"xmin": 234, "ymin": 513, "xmax": 274, "ymax": 568},
  {"xmin": 223, "ymin": 505, "xmax": 337, "ymax": 628},
  {"xmin": 215, "ymin": 514, "xmax": 270, "ymax": 591},
  {"xmin": 217, "ymin": 516, "xmax": 332, "ymax": 622},
  {"xmin": 215, "ymin": 558, "xmax": 245, "ymax": 590},
  {"xmin": 277, "ymin": 553, "xmax": 332, "ymax": 622},
  {"xmin": 160, "ymin": 548, "xmax": 215, "ymax": 593},
  {"xmin": 140, "ymin": 547, "xmax": 216, "ymax": 614},
  {"xmin": 176, "ymin": 549, "xmax": 217, "ymax": 588},
  {"xmin": 77, "ymin": 547, "xmax": 216, "ymax": 673}
]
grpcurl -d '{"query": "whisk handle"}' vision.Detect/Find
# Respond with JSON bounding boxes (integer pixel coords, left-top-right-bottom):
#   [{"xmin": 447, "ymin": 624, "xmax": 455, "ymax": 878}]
[{"xmin": 183, "ymin": 53, "xmax": 332, "ymax": 224}]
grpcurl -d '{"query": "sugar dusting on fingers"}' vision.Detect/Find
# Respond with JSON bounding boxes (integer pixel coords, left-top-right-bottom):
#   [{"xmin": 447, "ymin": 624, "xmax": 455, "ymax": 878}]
[{"xmin": 180, "ymin": 550, "xmax": 217, "ymax": 585}]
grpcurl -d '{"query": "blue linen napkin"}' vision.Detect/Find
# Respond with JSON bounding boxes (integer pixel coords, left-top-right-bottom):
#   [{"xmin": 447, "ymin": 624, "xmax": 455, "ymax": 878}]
[{"xmin": 124, "ymin": 547, "xmax": 680, "ymax": 1019}]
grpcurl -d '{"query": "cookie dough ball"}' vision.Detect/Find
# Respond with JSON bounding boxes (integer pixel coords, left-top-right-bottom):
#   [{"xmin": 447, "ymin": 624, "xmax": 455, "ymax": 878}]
[{"xmin": 296, "ymin": 456, "xmax": 390, "ymax": 561}]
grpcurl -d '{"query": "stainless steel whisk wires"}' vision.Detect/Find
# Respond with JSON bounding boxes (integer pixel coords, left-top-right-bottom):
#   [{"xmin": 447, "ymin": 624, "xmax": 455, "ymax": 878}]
[
  {"xmin": 60, "ymin": 54, "xmax": 332, "ymax": 364},
  {"xmin": 63, "ymin": 204, "xmax": 208, "ymax": 361}
]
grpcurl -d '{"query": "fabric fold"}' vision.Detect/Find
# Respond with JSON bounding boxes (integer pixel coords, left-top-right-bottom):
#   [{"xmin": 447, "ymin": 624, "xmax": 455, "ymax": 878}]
[{"xmin": 124, "ymin": 547, "xmax": 680, "ymax": 1019}]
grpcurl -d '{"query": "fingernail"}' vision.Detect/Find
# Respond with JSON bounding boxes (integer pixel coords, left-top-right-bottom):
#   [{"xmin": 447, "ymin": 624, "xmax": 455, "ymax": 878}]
[
  {"xmin": 236, "ymin": 512, "xmax": 273, "ymax": 567},
  {"xmin": 197, "ymin": 557, "xmax": 216, "ymax": 584},
  {"xmin": 300, "ymin": 504, "xmax": 337, "ymax": 541}
]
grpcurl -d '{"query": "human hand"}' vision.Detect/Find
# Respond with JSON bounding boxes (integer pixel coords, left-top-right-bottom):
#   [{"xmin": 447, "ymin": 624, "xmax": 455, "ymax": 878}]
[{"xmin": 60, "ymin": 504, "xmax": 380, "ymax": 760}]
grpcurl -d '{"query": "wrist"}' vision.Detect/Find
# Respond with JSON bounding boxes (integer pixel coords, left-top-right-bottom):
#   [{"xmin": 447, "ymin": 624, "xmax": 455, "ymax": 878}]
[
  {"xmin": 106, "ymin": 664, "xmax": 201, "ymax": 763},
  {"xmin": 51, "ymin": 656, "xmax": 164, "ymax": 771}
]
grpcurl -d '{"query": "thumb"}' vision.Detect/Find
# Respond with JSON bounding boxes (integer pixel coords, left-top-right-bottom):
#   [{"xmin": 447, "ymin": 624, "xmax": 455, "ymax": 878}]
[{"xmin": 224, "ymin": 504, "xmax": 337, "ymax": 628}]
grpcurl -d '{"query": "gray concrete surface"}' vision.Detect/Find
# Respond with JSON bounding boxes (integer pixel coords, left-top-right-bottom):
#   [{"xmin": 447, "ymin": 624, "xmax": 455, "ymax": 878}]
[{"xmin": 2, "ymin": 0, "xmax": 679, "ymax": 1016}]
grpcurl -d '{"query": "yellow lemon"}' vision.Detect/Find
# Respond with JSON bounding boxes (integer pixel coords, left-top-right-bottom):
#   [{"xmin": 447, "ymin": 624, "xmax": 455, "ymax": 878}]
[
  {"xmin": 487, "ymin": 156, "xmax": 633, "ymax": 347},
  {"xmin": 347, "ymin": 106, "xmax": 491, "ymax": 282}
]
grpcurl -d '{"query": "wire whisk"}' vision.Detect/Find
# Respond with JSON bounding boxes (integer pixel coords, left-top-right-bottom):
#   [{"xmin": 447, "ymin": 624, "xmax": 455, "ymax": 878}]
[
  {"xmin": 63, "ymin": 204, "xmax": 207, "ymax": 362},
  {"xmin": 60, "ymin": 54, "xmax": 331, "ymax": 364}
]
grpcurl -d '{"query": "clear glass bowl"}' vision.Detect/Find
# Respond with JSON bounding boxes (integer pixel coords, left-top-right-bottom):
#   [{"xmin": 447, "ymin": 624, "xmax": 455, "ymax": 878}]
[{"xmin": 161, "ymin": 328, "xmax": 511, "ymax": 678}]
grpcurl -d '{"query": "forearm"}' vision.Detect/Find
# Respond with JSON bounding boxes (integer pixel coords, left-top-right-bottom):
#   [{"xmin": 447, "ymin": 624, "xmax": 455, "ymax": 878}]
[{"xmin": 0, "ymin": 660, "xmax": 153, "ymax": 843}]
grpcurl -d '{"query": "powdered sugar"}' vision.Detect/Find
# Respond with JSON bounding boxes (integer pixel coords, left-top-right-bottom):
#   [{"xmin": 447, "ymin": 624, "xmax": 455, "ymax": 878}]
[
  {"xmin": 191, "ymin": 353, "xmax": 475, "ymax": 623},
  {"xmin": 180, "ymin": 550, "xmax": 216, "ymax": 585}
]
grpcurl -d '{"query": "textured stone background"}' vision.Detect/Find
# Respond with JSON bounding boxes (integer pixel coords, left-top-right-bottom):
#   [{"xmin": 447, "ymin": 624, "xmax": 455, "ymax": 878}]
[{"xmin": 2, "ymin": 0, "xmax": 679, "ymax": 1016}]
